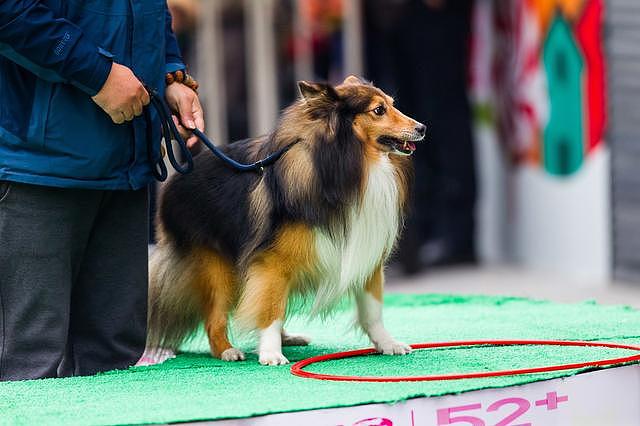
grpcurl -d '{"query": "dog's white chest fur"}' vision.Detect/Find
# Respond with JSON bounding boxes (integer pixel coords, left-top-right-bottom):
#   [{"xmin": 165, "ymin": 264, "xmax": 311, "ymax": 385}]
[{"xmin": 311, "ymin": 156, "xmax": 399, "ymax": 311}]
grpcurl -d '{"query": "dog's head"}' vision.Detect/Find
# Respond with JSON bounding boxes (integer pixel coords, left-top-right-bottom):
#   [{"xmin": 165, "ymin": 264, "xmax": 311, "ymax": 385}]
[{"xmin": 297, "ymin": 75, "xmax": 426, "ymax": 156}]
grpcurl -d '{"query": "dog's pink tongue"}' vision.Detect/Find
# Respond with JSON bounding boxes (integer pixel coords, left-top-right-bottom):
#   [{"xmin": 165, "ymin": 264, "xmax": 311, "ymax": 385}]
[{"xmin": 407, "ymin": 141, "xmax": 416, "ymax": 151}]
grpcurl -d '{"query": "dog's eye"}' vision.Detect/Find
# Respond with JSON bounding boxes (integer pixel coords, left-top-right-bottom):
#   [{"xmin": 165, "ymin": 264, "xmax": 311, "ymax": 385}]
[{"xmin": 373, "ymin": 105, "xmax": 386, "ymax": 116}]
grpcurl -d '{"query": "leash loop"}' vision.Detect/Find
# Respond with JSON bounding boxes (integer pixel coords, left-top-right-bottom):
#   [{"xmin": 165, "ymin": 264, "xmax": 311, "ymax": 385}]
[{"xmin": 144, "ymin": 86, "xmax": 295, "ymax": 181}]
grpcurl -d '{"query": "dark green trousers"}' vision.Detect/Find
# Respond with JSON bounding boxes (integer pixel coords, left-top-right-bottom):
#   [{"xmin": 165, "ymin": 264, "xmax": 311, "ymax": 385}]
[{"xmin": 0, "ymin": 181, "xmax": 148, "ymax": 381}]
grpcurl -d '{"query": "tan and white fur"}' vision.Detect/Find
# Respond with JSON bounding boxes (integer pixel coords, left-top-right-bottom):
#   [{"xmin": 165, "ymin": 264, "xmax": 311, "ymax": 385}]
[{"xmin": 142, "ymin": 75, "xmax": 426, "ymax": 366}]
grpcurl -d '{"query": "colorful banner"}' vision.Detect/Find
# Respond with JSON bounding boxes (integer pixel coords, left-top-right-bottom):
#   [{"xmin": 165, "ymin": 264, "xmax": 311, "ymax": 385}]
[{"xmin": 488, "ymin": 0, "xmax": 606, "ymax": 176}]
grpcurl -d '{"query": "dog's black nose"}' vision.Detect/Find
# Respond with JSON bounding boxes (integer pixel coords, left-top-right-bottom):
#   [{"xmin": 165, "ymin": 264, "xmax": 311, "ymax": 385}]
[{"xmin": 415, "ymin": 123, "xmax": 426, "ymax": 137}]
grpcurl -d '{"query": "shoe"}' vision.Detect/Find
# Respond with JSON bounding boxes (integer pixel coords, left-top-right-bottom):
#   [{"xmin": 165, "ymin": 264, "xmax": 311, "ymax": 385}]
[{"xmin": 419, "ymin": 238, "xmax": 476, "ymax": 268}]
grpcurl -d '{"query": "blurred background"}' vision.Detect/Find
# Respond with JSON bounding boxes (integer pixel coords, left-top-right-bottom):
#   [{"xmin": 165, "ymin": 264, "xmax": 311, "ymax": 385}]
[{"xmin": 166, "ymin": 0, "xmax": 640, "ymax": 304}]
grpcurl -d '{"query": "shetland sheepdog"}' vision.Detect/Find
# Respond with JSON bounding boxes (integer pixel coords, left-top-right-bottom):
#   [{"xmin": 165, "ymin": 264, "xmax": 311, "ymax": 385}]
[{"xmin": 144, "ymin": 75, "xmax": 425, "ymax": 366}]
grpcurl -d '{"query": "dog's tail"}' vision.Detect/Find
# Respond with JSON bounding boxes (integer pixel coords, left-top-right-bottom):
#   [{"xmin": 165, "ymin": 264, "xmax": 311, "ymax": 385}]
[{"xmin": 145, "ymin": 242, "xmax": 201, "ymax": 354}]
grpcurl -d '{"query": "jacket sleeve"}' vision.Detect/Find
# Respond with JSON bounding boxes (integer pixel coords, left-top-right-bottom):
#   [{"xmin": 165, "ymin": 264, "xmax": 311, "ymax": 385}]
[
  {"xmin": 0, "ymin": 0, "xmax": 113, "ymax": 96},
  {"xmin": 164, "ymin": 6, "xmax": 186, "ymax": 74}
]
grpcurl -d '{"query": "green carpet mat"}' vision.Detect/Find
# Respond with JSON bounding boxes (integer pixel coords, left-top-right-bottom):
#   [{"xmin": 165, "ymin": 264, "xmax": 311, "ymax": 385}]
[{"xmin": 2, "ymin": 294, "xmax": 640, "ymax": 425}]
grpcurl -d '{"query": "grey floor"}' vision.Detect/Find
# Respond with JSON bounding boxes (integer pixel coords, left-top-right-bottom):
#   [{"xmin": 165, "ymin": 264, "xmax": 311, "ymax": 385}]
[{"xmin": 385, "ymin": 264, "xmax": 640, "ymax": 308}]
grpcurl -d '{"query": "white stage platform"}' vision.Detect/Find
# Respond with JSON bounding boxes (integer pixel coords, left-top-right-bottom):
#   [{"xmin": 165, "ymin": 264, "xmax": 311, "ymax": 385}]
[{"xmin": 209, "ymin": 365, "xmax": 640, "ymax": 426}]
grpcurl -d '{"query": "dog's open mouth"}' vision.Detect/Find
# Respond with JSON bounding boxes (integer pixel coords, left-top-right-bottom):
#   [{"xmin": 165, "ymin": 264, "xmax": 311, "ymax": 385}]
[{"xmin": 377, "ymin": 136, "xmax": 418, "ymax": 156}]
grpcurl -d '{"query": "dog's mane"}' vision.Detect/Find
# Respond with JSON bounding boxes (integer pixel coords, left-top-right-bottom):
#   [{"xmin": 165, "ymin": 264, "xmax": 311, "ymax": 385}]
[{"xmin": 257, "ymin": 84, "xmax": 376, "ymax": 237}]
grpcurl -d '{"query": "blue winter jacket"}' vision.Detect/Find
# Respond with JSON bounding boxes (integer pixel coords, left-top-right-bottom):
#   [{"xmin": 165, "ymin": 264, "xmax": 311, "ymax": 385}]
[{"xmin": 0, "ymin": 0, "xmax": 185, "ymax": 189}]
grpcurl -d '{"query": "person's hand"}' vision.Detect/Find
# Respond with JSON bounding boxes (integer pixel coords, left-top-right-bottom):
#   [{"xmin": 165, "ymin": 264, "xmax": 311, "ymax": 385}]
[
  {"xmin": 92, "ymin": 63, "xmax": 150, "ymax": 124},
  {"xmin": 165, "ymin": 82, "xmax": 205, "ymax": 148}
]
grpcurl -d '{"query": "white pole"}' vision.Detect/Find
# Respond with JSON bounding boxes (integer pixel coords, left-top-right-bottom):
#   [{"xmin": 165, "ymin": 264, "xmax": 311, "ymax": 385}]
[
  {"xmin": 293, "ymin": 0, "xmax": 314, "ymax": 83},
  {"xmin": 196, "ymin": 0, "xmax": 228, "ymax": 144},
  {"xmin": 244, "ymin": 0, "xmax": 279, "ymax": 136},
  {"xmin": 343, "ymin": 0, "xmax": 364, "ymax": 77}
]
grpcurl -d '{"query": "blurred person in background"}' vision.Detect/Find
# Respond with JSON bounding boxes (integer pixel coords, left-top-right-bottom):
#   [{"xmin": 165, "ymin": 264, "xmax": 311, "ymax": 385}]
[
  {"xmin": 0, "ymin": 1, "xmax": 203, "ymax": 381},
  {"xmin": 304, "ymin": 0, "xmax": 344, "ymax": 81},
  {"xmin": 365, "ymin": 0, "xmax": 476, "ymax": 274}
]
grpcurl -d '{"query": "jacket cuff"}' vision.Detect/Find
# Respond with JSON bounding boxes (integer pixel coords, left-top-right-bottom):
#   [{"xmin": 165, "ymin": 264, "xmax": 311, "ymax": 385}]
[
  {"xmin": 65, "ymin": 42, "xmax": 114, "ymax": 96},
  {"xmin": 166, "ymin": 62, "xmax": 186, "ymax": 74}
]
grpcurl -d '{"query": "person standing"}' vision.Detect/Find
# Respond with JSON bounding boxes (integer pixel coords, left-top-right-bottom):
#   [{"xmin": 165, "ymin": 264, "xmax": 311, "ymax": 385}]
[{"xmin": 0, "ymin": 0, "xmax": 203, "ymax": 381}]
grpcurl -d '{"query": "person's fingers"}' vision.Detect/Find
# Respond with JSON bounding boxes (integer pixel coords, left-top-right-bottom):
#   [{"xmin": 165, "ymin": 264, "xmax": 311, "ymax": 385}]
[
  {"xmin": 186, "ymin": 135, "xmax": 199, "ymax": 148},
  {"xmin": 172, "ymin": 115, "xmax": 191, "ymax": 140},
  {"xmin": 178, "ymin": 96, "xmax": 196, "ymax": 130},
  {"xmin": 123, "ymin": 107, "xmax": 134, "ymax": 122},
  {"xmin": 112, "ymin": 111, "xmax": 125, "ymax": 124},
  {"xmin": 140, "ymin": 87, "xmax": 151, "ymax": 106},
  {"xmin": 193, "ymin": 97, "xmax": 205, "ymax": 132},
  {"xmin": 133, "ymin": 100, "xmax": 143, "ymax": 117},
  {"xmin": 174, "ymin": 111, "xmax": 199, "ymax": 147}
]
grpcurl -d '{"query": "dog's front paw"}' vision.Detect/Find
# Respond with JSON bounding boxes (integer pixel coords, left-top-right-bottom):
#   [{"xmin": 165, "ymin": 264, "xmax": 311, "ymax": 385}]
[
  {"xmin": 375, "ymin": 340, "xmax": 412, "ymax": 355},
  {"xmin": 220, "ymin": 348, "xmax": 245, "ymax": 361},
  {"xmin": 259, "ymin": 351, "xmax": 289, "ymax": 366}
]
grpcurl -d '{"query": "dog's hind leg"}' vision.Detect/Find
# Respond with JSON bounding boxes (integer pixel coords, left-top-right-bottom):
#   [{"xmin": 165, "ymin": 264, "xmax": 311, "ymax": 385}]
[
  {"xmin": 136, "ymin": 348, "xmax": 176, "ymax": 366},
  {"xmin": 236, "ymin": 224, "xmax": 315, "ymax": 365},
  {"xmin": 193, "ymin": 247, "xmax": 245, "ymax": 361},
  {"xmin": 356, "ymin": 265, "xmax": 412, "ymax": 355},
  {"xmin": 143, "ymin": 243, "xmax": 201, "ymax": 365}
]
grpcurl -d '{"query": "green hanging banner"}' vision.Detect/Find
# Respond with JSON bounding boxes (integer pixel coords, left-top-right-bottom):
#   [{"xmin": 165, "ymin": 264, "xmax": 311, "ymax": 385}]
[{"xmin": 542, "ymin": 15, "xmax": 585, "ymax": 176}]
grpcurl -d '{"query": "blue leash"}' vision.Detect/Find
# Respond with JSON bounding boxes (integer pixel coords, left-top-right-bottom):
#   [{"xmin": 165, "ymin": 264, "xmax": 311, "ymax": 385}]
[{"xmin": 144, "ymin": 86, "xmax": 296, "ymax": 181}]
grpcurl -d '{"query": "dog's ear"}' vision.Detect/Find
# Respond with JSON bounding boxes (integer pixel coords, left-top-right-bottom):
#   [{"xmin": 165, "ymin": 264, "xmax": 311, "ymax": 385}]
[
  {"xmin": 342, "ymin": 75, "xmax": 363, "ymax": 86},
  {"xmin": 298, "ymin": 81, "xmax": 339, "ymax": 102}
]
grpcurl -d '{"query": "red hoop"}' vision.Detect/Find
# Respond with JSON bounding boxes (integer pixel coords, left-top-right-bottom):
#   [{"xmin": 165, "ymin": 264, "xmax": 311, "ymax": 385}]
[{"xmin": 290, "ymin": 339, "xmax": 640, "ymax": 382}]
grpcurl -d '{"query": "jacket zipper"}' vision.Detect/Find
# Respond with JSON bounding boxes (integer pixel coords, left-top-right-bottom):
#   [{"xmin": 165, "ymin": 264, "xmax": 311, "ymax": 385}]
[{"xmin": 126, "ymin": 0, "xmax": 137, "ymax": 177}]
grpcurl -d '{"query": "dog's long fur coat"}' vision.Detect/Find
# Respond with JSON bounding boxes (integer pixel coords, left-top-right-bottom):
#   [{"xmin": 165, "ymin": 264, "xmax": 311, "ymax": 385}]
[{"xmin": 145, "ymin": 76, "xmax": 425, "ymax": 365}]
